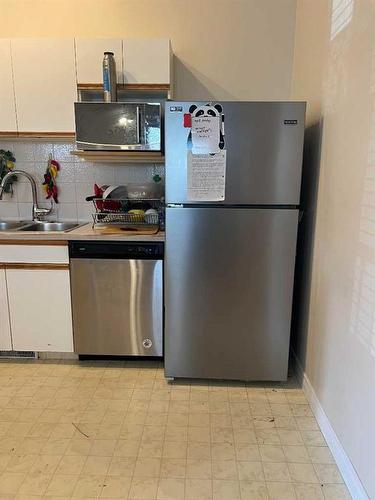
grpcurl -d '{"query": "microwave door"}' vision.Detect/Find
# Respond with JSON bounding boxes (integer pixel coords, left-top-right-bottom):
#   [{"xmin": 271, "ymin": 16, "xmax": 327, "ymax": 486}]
[
  {"xmin": 115, "ymin": 104, "xmax": 141, "ymax": 147},
  {"xmin": 144, "ymin": 103, "xmax": 162, "ymax": 151},
  {"xmin": 75, "ymin": 103, "xmax": 141, "ymax": 150}
]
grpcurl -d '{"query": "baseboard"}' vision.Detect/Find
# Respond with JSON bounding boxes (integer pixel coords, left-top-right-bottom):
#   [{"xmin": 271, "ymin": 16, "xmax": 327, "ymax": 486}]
[{"xmin": 292, "ymin": 350, "xmax": 369, "ymax": 500}]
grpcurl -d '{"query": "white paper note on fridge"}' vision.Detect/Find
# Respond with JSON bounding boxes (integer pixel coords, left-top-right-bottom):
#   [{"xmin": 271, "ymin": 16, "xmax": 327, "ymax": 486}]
[
  {"xmin": 191, "ymin": 116, "xmax": 220, "ymax": 154},
  {"xmin": 187, "ymin": 150, "xmax": 226, "ymax": 201}
]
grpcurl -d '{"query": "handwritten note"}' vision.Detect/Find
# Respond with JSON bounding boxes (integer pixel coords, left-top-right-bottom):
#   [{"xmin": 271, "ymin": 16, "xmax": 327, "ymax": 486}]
[
  {"xmin": 187, "ymin": 151, "xmax": 226, "ymax": 201},
  {"xmin": 191, "ymin": 116, "xmax": 220, "ymax": 154}
]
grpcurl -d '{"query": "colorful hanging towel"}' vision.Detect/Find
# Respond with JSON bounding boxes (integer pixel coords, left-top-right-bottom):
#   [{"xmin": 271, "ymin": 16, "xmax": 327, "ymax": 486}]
[
  {"xmin": 0, "ymin": 149, "xmax": 16, "ymax": 194},
  {"xmin": 42, "ymin": 154, "xmax": 60, "ymax": 203}
]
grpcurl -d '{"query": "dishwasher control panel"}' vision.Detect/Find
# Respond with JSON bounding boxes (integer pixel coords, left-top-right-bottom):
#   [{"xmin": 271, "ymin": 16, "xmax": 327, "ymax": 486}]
[{"xmin": 69, "ymin": 241, "xmax": 164, "ymax": 260}]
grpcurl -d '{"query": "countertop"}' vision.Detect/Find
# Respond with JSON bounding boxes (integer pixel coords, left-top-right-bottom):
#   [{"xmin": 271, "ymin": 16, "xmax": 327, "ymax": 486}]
[{"xmin": 0, "ymin": 223, "xmax": 165, "ymax": 242}]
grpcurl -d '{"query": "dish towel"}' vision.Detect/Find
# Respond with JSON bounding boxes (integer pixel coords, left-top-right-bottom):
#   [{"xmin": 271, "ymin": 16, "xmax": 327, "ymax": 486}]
[{"xmin": 42, "ymin": 154, "xmax": 60, "ymax": 203}]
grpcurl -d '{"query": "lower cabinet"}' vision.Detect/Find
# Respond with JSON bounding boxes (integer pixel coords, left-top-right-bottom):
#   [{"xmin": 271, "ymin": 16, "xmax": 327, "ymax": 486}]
[
  {"xmin": 6, "ymin": 267, "xmax": 74, "ymax": 352},
  {"xmin": 0, "ymin": 268, "xmax": 12, "ymax": 350}
]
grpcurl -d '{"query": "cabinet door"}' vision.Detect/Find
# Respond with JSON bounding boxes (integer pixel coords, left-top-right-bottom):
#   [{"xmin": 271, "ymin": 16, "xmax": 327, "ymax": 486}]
[
  {"xmin": 75, "ymin": 38, "xmax": 123, "ymax": 84},
  {"xmin": 11, "ymin": 39, "xmax": 76, "ymax": 133},
  {"xmin": 0, "ymin": 39, "xmax": 17, "ymax": 132},
  {"xmin": 0, "ymin": 269, "xmax": 12, "ymax": 350},
  {"xmin": 122, "ymin": 39, "xmax": 171, "ymax": 84},
  {"xmin": 6, "ymin": 268, "xmax": 74, "ymax": 352}
]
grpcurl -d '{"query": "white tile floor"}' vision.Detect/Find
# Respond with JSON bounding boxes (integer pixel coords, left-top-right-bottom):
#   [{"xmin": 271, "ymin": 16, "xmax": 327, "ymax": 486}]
[{"xmin": 0, "ymin": 359, "xmax": 351, "ymax": 499}]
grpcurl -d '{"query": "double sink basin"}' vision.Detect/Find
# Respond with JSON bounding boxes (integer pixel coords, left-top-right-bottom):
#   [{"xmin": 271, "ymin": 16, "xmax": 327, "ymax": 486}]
[{"xmin": 0, "ymin": 221, "xmax": 80, "ymax": 233}]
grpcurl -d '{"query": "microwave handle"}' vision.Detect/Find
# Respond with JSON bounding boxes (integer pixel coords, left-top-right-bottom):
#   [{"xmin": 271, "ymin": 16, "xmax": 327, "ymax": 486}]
[{"xmin": 136, "ymin": 106, "xmax": 141, "ymax": 144}]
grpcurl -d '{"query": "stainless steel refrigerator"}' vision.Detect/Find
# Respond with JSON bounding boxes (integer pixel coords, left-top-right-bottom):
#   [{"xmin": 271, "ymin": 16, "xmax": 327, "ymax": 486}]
[{"xmin": 164, "ymin": 101, "xmax": 306, "ymax": 381}]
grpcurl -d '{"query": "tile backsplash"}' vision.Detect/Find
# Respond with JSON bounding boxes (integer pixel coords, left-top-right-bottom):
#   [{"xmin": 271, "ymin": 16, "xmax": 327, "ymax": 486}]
[{"xmin": 0, "ymin": 140, "xmax": 164, "ymax": 222}]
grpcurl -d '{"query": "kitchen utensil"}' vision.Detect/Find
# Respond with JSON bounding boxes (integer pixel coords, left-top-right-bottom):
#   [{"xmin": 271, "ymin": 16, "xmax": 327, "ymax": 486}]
[
  {"xmin": 87, "ymin": 184, "xmax": 121, "ymax": 211},
  {"xmin": 91, "ymin": 225, "xmax": 159, "ymax": 235},
  {"xmin": 126, "ymin": 183, "xmax": 163, "ymax": 200},
  {"xmin": 103, "ymin": 185, "xmax": 128, "ymax": 200},
  {"xmin": 145, "ymin": 208, "xmax": 158, "ymax": 223}
]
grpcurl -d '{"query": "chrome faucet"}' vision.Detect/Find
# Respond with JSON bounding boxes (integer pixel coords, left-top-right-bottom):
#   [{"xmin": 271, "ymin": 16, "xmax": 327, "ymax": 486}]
[{"xmin": 0, "ymin": 170, "xmax": 52, "ymax": 221}]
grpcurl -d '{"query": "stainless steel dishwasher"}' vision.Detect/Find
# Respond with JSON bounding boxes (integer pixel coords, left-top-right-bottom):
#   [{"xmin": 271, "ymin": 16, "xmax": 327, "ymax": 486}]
[{"xmin": 69, "ymin": 241, "xmax": 163, "ymax": 356}]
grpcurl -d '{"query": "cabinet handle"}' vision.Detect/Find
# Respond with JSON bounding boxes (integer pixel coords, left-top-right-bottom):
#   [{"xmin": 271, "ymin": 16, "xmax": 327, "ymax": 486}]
[{"xmin": 2, "ymin": 263, "xmax": 69, "ymax": 270}]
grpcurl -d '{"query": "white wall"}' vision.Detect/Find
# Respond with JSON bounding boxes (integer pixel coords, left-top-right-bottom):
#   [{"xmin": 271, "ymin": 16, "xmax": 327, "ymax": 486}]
[
  {"xmin": 292, "ymin": 0, "xmax": 375, "ymax": 498},
  {"xmin": 1, "ymin": 0, "xmax": 297, "ymax": 101},
  {"xmin": 0, "ymin": 140, "xmax": 163, "ymax": 222}
]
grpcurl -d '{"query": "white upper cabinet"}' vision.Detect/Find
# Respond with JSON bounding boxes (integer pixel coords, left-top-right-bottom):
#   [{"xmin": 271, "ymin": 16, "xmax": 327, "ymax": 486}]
[
  {"xmin": 122, "ymin": 39, "xmax": 171, "ymax": 84},
  {"xmin": 0, "ymin": 37, "xmax": 172, "ymax": 135},
  {"xmin": 0, "ymin": 39, "xmax": 17, "ymax": 132},
  {"xmin": 75, "ymin": 38, "xmax": 123, "ymax": 84},
  {"xmin": 0, "ymin": 269, "xmax": 12, "ymax": 350},
  {"xmin": 11, "ymin": 39, "xmax": 76, "ymax": 132}
]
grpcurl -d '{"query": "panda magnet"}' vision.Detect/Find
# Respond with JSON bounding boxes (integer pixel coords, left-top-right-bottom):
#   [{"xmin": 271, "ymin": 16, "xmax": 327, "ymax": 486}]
[{"xmin": 186, "ymin": 103, "xmax": 225, "ymax": 154}]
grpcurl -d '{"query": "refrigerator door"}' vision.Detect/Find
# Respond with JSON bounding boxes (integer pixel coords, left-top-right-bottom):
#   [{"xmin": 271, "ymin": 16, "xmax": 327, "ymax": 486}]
[
  {"xmin": 165, "ymin": 207, "xmax": 299, "ymax": 381},
  {"xmin": 165, "ymin": 101, "xmax": 305, "ymax": 205}
]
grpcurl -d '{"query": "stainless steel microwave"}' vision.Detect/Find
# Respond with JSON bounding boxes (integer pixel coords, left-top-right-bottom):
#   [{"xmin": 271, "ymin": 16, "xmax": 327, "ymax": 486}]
[{"xmin": 74, "ymin": 102, "xmax": 162, "ymax": 151}]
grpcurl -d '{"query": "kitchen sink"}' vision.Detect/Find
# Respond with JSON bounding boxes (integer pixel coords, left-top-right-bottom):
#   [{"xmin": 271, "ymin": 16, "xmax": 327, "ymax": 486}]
[
  {"xmin": 0, "ymin": 221, "xmax": 30, "ymax": 231},
  {"xmin": 19, "ymin": 222, "xmax": 80, "ymax": 232}
]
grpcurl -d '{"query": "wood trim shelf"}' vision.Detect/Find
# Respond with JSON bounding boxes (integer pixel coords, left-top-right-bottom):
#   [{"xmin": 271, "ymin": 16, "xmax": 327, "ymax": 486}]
[
  {"xmin": 77, "ymin": 83, "xmax": 170, "ymax": 92},
  {"xmin": 18, "ymin": 132, "xmax": 75, "ymax": 138},
  {"xmin": 0, "ymin": 132, "xmax": 18, "ymax": 137},
  {"xmin": 0, "ymin": 240, "xmax": 68, "ymax": 246},
  {"xmin": 71, "ymin": 150, "xmax": 165, "ymax": 164},
  {"xmin": 1, "ymin": 263, "xmax": 69, "ymax": 270},
  {"xmin": 0, "ymin": 132, "xmax": 75, "ymax": 139}
]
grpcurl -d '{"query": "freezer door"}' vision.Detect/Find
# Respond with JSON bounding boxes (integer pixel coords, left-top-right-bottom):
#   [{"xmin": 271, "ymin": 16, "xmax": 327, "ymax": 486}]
[
  {"xmin": 70, "ymin": 258, "xmax": 163, "ymax": 356},
  {"xmin": 165, "ymin": 101, "xmax": 305, "ymax": 205},
  {"xmin": 165, "ymin": 207, "xmax": 299, "ymax": 381}
]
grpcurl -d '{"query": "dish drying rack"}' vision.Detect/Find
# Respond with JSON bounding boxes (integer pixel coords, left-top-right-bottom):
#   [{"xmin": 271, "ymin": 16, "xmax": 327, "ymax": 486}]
[{"xmin": 89, "ymin": 198, "xmax": 165, "ymax": 229}]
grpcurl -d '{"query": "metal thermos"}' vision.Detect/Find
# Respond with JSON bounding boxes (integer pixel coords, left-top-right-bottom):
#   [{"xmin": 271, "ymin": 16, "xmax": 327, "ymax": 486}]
[{"xmin": 103, "ymin": 52, "xmax": 117, "ymax": 102}]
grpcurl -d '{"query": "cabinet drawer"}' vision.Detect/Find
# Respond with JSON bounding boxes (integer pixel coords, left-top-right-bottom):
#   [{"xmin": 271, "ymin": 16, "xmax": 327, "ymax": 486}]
[{"xmin": 0, "ymin": 244, "xmax": 68, "ymax": 264}]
